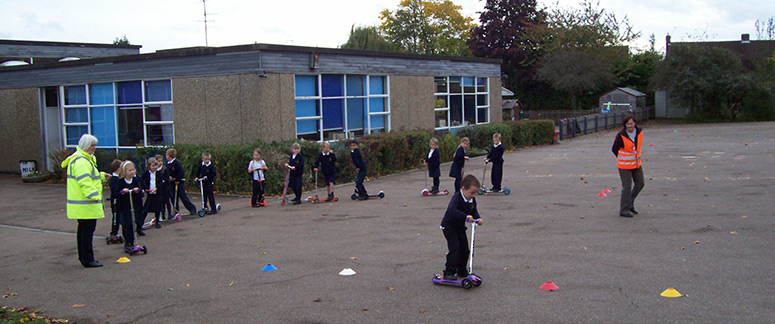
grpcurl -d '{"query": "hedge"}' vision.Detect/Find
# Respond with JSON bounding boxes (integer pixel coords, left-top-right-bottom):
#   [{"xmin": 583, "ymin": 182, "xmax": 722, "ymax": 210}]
[{"xmin": 53, "ymin": 120, "xmax": 552, "ymax": 196}]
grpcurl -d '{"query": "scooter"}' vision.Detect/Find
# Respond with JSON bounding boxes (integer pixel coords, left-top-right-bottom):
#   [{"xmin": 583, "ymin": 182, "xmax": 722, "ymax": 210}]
[
  {"xmin": 106, "ymin": 197, "xmax": 124, "ymax": 244},
  {"xmin": 172, "ymin": 183, "xmax": 182, "ymax": 221},
  {"xmin": 432, "ymin": 219, "xmax": 482, "ymax": 289},
  {"xmin": 421, "ymin": 162, "xmax": 449, "ymax": 196},
  {"xmin": 350, "ymin": 188, "xmax": 385, "ymax": 200},
  {"xmin": 196, "ymin": 178, "xmax": 220, "ymax": 217},
  {"xmin": 478, "ymin": 162, "xmax": 511, "ymax": 195},
  {"xmin": 307, "ymin": 170, "xmax": 338, "ymax": 203},
  {"xmin": 125, "ymin": 189, "xmax": 148, "ymax": 256},
  {"xmin": 280, "ymin": 166, "xmax": 292, "ymax": 206}
]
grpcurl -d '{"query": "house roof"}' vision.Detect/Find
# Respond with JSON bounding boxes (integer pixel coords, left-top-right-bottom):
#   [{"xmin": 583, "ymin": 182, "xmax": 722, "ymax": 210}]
[
  {"xmin": 600, "ymin": 87, "xmax": 645, "ymax": 98},
  {"xmin": 502, "ymin": 86, "xmax": 515, "ymax": 97},
  {"xmin": 667, "ymin": 38, "xmax": 775, "ymax": 71}
]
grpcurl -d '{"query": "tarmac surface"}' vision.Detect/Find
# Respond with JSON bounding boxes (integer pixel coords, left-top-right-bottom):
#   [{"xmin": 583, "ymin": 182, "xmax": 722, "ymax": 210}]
[{"xmin": 1, "ymin": 121, "xmax": 774, "ymax": 323}]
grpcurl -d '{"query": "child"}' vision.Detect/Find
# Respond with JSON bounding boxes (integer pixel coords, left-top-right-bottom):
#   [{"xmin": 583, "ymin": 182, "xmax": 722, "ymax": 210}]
[
  {"xmin": 313, "ymin": 141, "xmax": 338, "ymax": 201},
  {"xmin": 166, "ymin": 148, "xmax": 197, "ymax": 215},
  {"xmin": 248, "ymin": 148, "xmax": 268, "ymax": 207},
  {"xmin": 484, "ymin": 133, "xmax": 504, "ymax": 192},
  {"xmin": 141, "ymin": 157, "xmax": 164, "ymax": 228},
  {"xmin": 114, "ymin": 161, "xmax": 143, "ymax": 251},
  {"xmin": 440, "ymin": 174, "xmax": 484, "ymax": 281},
  {"xmin": 284, "ymin": 143, "xmax": 305, "ymax": 205},
  {"xmin": 155, "ymin": 154, "xmax": 171, "ymax": 221},
  {"xmin": 107, "ymin": 159, "xmax": 123, "ymax": 241},
  {"xmin": 350, "ymin": 140, "xmax": 369, "ymax": 200},
  {"xmin": 449, "ymin": 137, "xmax": 470, "ymax": 193},
  {"xmin": 194, "ymin": 152, "xmax": 218, "ymax": 214},
  {"xmin": 424, "ymin": 137, "xmax": 441, "ymax": 194}
]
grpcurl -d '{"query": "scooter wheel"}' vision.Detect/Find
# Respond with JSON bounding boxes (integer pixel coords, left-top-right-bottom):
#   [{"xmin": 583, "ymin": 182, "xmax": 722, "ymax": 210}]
[
  {"xmin": 351, "ymin": 194, "xmax": 357, "ymax": 200},
  {"xmin": 503, "ymin": 188, "xmax": 511, "ymax": 195},
  {"xmin": 197, "ymin": 209, "xmax": 206, "ymax": 217},
  {"xmin": 461, "ymin": 278, "xmax": 473, "ymax": 289},
  {"xmin": 118, "ymin": 236, "xmax": 124, "ymax": 243},
  {"xmin": 216, "ymin": 204, "xmax": 222, "ymax": 211},
  {"xmin": 378, "ymin": 192, "xmax": 385, "ymax": 198},
  {"xmin": 333, "ymin": 196, "xmax": 339, "ymax": 201},
  {"xmin": 105, "ymin": 237, "xmax": 110, "ymax": 245},
  {"xmin": 142, "ymin": 246, "xmax": 148, "ymax": 254},
  {"xmin": 478, "ymin": 189, "xmax": 485, "ymax": 195},
  {"xmin": 471, "ymin": 275, "xmax": 482, "ymax": 287},
  {"xmin": 280, "ymin": 200, "xmax": 286, "ymax": 206}
]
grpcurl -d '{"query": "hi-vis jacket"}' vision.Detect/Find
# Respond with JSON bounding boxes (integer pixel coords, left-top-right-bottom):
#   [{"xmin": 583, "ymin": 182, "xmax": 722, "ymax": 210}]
[
  {"xmin": 62, "ymin": 147, "xmax": 107, "ymax": 220},
  {"xmin": 611, "ymin": 127, "xmax": 643, "ymax": 170}
]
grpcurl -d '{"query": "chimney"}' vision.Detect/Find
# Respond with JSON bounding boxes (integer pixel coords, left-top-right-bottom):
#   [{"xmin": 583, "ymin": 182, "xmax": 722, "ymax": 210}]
[
  {"xmin": 666, "ymin": 34, "xmax": 671, "ymax": 45},
  {"xmin": 742, "ymin": 33, "xmax": 750, "ymax": 44}
]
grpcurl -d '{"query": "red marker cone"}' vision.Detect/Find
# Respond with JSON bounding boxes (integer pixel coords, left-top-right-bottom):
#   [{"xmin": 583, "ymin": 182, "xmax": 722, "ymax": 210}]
[
  {"xmin": 540, "ymin": 281, "xmax": 559, "ymax": 291},
  {"xmin": 597, "ymin": 192, "xmax": 607, "ymax": 197},
  {"xmin": 602, "ymin": 189, "xmax": 612, "ymax": 193}
]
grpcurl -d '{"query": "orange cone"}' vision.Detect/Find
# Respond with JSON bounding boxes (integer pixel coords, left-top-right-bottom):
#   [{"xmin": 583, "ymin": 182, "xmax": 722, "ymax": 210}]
[{"xmin": 540, "ymin": 281, "xmax": 559, "ymax": 291}]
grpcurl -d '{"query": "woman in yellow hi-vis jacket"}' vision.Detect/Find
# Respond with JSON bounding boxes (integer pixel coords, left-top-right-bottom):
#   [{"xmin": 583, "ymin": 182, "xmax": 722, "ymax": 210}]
[
  {"xmin": 611, "ymin": 115, "xmax": 644, "ymax": 218},
  {"xmin": 62, "ymin": 134, "xmax": 111, "ymax": 267}
]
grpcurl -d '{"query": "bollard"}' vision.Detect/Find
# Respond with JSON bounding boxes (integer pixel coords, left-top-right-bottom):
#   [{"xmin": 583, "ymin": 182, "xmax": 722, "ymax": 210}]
[
  {"xmin": 595, "ymin": 114, "xmax": 599, "ymax": 132},
  {"xmin": 583, "ymin": 116, "xmax": 588, "ymax": 135},
  {"xmin": 559, "ymin": 120, "xmax": 564, "ymax": 141}
]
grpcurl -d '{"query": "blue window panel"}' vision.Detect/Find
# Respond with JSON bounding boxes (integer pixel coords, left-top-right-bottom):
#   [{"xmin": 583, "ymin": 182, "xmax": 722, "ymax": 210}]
[
  {"xmin": 322, "ymin": 75, "xmax": 343, "ymax": 97},
  {"xmin": 346, "ymin": 98, "xmax": 365, "ymax": 130},
  {"xmin": 370, "ymin": 115, "xmax": 385, "ymax": 130},
  {"xmin": 322, "ymin": 99, "xmax": 343, "ymax": 130},
  {"xmin": 295, "ymin": 75, "xmax": 318, "ymax": 97},
  {"xmin": 90, "ymin": 106, "xmax": 117, "ymax": 146},
  {"xmin": 64, "ymin": 85, "xmax": 86, "ymax": 105},
  {"xmin": 295, "ymin": 100, "xmax": 319, "ymax": 118},
  {"xmin": 369, "ymin": 76, "xmax": 385, "ymax": 95},
  {"xmin": 116, "ymin": 81, "xmax": 142, "ymax": 104},
  {"xmin": 449, "ymin": 76, "xmax": 461, "ymax": 83},
  {"xmin": 296, "ymin": 119, "xmax": 319, "ymax": 135},
  {"xmin": 145, "ymin": 80, "xmax": 172, "ymax": 102},
  {"xmin": 462, "ymin": 77, "xmax": 475, "ymax": 86},
  {"xmin": 89, "ymin": 83, "xmax": 114, "ymax": 105},
  {"xmin": 65, "ymin": 126, "xmax": 88, "ymax": 145},
  {"xmin": 476, "ymin": 77, "xmax": 487, "ymax": 86},
  {"xmin": 346, "ymin": 75, "xmax": 365, "ymax": 96},
  {"xmin": 477, "ymin": 108, "xmax": 488, "ymax": 124},
  {"xmin": 368, "ymin": 97, "xmax": 385, "ymax": 113},
  {"xmin": 65, "ymin": 107, "xmax": 88, "ymax": 123},
  {"xmin": 464, "ymin": 95, "xmax": 476, "ymax": 125}
]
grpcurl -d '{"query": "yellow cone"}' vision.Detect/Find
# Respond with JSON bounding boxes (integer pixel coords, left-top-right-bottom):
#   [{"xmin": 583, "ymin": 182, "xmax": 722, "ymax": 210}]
[
  {"xmin": 660, "ymin": 288, "xmax": 682, "ymax": 298},
  {"xmin": 116, "ymin": 257, "xmax": 131, "ymax": 264}
]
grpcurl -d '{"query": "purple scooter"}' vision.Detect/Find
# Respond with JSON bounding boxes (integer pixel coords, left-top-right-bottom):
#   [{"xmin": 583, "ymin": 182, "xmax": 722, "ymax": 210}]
[{"xmin": 432, "ymin": 219, "xmax": 482, "ymax": 289}]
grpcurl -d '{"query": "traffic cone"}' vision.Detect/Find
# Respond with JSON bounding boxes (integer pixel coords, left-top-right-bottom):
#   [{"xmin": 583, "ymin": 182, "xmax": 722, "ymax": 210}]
[
  {"xmin": 262, "ymin": 264, "xmax": 277, "ymax": 272},
  {"xmin": 597, "ymin": 192, "xmax": 607, "ymax": 197},
  {"xmin": 339, "ymin": 268, "xmax": 356, "ymax": 276},
  {"xmin": 602, "ymin": 189, "xmax": 612, "ymax": 193},
  {"xmin": 660, "ymin": 288, "xmax": 682, "ymax": 298},
  {"xmin": 540, "ymin": 281, "xmax": 559, "ymax": 291},
  {"xmin": 116, "ymin": 257, "xmax": 131, "ymax": 263}
]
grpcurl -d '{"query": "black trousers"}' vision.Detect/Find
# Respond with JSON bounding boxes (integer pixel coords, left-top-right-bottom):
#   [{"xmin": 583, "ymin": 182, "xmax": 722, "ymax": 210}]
[
  {"xmin": 109, "ymin": 200, "xmax": 120, "ymax": 236},
  {"xmin": 251, "ymin": 180, "xmax": 265, "ymax": 206},
  {"xmin": 77, "ymin": 219, "xmax": 97, "ymax": 265},
  {"xmin": 432, "ymin": 176, "xmax": 440, "ymax": 189},
  {"xmin": 355, "ymin": 168, "xmax": 368, "ymax": 196},
  {"xmin": 453, "ymin": 176, "xmax": 462, "ymax": 193},
  {"xmin": 202, "ymin": 182, "xmax": 216, "ymax": 210},
  {"xmin": 443, "ymin": 227, "xmax": 469, "ymax": 276},
  {"xmin": 290, "ymin": 175, "xmax": 303, "ymax": 201},
  {"xmin": 170, "ymin": 182, "xmax": 197, "ymax": 214},
  {"xmin": 491, "ymin": 163, "xmax": 503, "ymax": 191},
  {"xmin": 143, "ymin": 194, "xmax": 161, "ymax": 222},
  {"xmin": 160, "ymin": 187, "xmax": 171, "ymax": 218},
  {"xmin": 119, "ymin": 210, "xmax": 135, "ymax": 248}
]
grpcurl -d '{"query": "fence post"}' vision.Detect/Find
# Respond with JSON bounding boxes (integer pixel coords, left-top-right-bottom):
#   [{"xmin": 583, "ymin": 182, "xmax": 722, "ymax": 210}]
[
  {"xmin": 583, "ymin": 116, "xmax": 587, "ymax": 135},
  {"xmin": 595, "ymin": 114, "xmax": 599, "ymax": 132},
  {"xmin": 571, "ymin": 117, "xmax": 577, "ymax": 138},
  {"xmin": 559, "ymin": 120, "xmax": 564, "ymax": 141}
]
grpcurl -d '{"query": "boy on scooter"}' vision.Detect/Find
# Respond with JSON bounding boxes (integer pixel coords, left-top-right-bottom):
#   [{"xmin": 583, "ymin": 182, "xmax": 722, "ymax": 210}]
[
  {"xmin": 313, "ymin": 141, "xmax": 337, "ymax": 201},
  {"xmin": 194, "ymin": 152, "xmax": 218, "ymax": 214},
  {"xmin": 440, "ymin": 174, "xmax": 483, "ymax": 281}
]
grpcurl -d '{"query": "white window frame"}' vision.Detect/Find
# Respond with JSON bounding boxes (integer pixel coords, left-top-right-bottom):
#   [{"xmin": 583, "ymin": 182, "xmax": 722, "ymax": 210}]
[{"xmin": 434, "ymin": 75, "xmax": 490, "ymax": 131}]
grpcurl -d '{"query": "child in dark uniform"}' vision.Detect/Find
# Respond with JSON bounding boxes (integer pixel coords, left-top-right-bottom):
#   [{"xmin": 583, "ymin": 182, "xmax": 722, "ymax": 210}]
[
  {"xmin": 166, "ymin": 148, "xmax": 197, "ymax": 215},
  {"xmin": 449, "ymin": 137, "xmax": 470, "ymax": 193},
  {"xmin": 155, "ymin": 154, "xmax": 171, "ymax": 221},
  {"xmin": 141, "ymin": 157, "xmax": 164, "ymax": 228},
  {"xmin": 350, "ymin": 140, "xmax": 369, "ymax": 200},
  {"xmin": 107, "ymin": 159, "xmax": 123, "ymax": 241},
  {"xmin": 440, "ymin": 174, "xmax": 483, "ymax": 281},
  {"xmin": 195, "ymin": 152, "xmax": 218, "ymax": 214},
  {"xmin": 115, "ymin": 161, "xmax": 144, "ymax": 251},
  {"xmin": 285, "ymin": 143, "xmax": 305, "ymax": 205},
  {"xmin": 313, "ymin": 141, "xmax": 338, "ymax": 201},
  {"xmin": 484, "ymin": 133, "xmax": 504, "ymax": 192},
  {"xmin": 248, "ymin": 148, "xmax": 268, "ymax": 207},
  {"xmin": 424, "ymin": 137, "xmax": 441, "ymax": 194}
]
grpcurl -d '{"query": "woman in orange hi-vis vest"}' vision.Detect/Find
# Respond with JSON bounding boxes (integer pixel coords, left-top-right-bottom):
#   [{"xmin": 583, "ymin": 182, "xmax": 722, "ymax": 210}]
[{"xmin": 611, "ymin": 115, "xmax": 644, "ymax": 218}]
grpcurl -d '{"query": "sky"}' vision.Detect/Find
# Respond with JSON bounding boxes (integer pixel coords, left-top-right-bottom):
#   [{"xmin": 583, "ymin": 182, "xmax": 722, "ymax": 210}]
[{"xmin": 0, "ymin": 0, "xmax": 773, "ymax": 54}]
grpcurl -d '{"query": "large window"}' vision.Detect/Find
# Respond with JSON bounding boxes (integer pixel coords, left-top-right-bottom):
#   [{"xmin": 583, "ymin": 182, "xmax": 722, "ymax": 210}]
[
  {"xmin": 434, "ymin": 76, "xmax": 490, "ymax": 130},
  {"xmin": 294, "ymin": 74, "xmax": 390, "ymax": 141},
  {"xmin": 60, "ymin": 80, "xmax": 173, "ymax": 149}
]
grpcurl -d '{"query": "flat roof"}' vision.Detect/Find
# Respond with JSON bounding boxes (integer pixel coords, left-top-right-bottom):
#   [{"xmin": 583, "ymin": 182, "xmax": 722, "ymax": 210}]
[{"xmin": 0, "ymin": 39, "xmax": 142, "ymax": 50}]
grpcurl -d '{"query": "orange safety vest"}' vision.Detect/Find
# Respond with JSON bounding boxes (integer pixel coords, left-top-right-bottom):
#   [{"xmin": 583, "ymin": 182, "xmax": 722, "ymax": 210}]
[{"xmin": 617, "ymin": 131, "xmax": 642, "ymax": 169}]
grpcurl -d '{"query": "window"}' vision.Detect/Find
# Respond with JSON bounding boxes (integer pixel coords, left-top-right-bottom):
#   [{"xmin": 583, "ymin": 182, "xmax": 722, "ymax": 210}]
[
  {"xmin": 434, "ymin": 76, "xmax": 490, "ymax": 130},
  {"xmin": 59, "ymin": 80, "xmax": 174, "ymax": 149},
  {"xmin": 294, "ymin": 74, "xmax": 390, "ymax": 141}
]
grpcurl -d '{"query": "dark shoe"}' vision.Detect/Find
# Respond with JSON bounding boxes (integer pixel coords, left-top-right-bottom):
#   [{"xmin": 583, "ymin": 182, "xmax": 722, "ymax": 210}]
[
  {"xmin": 292, "ymin": 200, "xmax": 302, "ymax": 205},
  {"xmin": 620, "ymin": 212, "xmax": 634, "ymax": 218},
  {"xmin": 137, "ymin": 230, "xmax": 146, "ymax": 236},
  {"xmin": 83, "ymin": 260, "xmax": 103, "ymax": 268},
  {"xmin": 430, "ymin": 187, "xmax": 439, "ymax": 194},
  {"xmin": 457, "ymin": 272, "xmax": 470, "ymax": 278},
  {"xmin": 154, "ymin": 222, "xmax": 161, "ymax": 229},
  {"xmin": 357, "ymin": 195, "xmax": 369, "ymax": 200},
  {"xmin": 442, "ymin": 273, "xmax": 457, "ymax": 281},
  {"xmin": 630, "ymin": 207, "xmax": 638, "ymax": 214},
  {"xmin": 491, "ymin": 187, "xmax": 501, "ymax": 192}
]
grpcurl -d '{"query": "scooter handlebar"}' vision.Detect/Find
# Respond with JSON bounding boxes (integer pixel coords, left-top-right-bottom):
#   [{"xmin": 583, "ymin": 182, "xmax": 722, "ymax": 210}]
[{"xmin": 466, "ymin": 219, "xmax": 481, "ymax": 224}]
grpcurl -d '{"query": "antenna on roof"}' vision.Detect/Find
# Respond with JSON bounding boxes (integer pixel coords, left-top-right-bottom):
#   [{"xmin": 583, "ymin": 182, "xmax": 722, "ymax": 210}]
[{"xmin": 200, "ymin": 0, "xmax": 216, "ymax": 47}]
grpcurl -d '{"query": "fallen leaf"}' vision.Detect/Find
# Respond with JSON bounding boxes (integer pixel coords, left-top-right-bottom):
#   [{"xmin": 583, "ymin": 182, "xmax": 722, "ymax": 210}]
[
  {"xmin": 402, "ymin": 204, "xmax": 407, "ymax": 207},
  {"xmin": 72, "ymin": 304, "xmax": 84, "ymax": 308},
  {"xmin": 349, "ymin": 256, "xmax": 358, "ymax": 260},
  {"xmin": 321, "ymin": 213, "xmax": 327, "ymax": 216},
  {"xmin": 504, "ymin": 267, "xmax": 509, "ymax": 270},
  {"xmin": 742, "ymin": 216, "xmax": 748, "ymax": 219},
  {"xmin": 418, "ymin": 310, "xmax": 427, "ymax": 314},
  {"xmin": 313, "ymin": 298, "xmax": 322, "ymax": 302},
  {"xmin": 2, "ymin": 294, "xmax": 8, "ymax": 298},
  {"xmin": 229, "ymin": 281, "xmax": 234, "ymax": 286},
  {"xmin": 362, "ymin": 309, "xmax": 368, "ymax": 312},
  {"xmin": 704, "ymin": 177, "xmax": 711, "ymax": 182},
  {"xmin": 730, "ymin": 231, "xmax": 738, "ymax": 235},
  {"xmin": 680, "ymin": 247, "xmax": 685, "ymax": 250},
  {"xmin": 186, "ymin": 284, "xmax": 190, "ymax": 287},
  {"xmin": 262, "ymin": 252, "xmax": 267, "ymax": 255},
  {"xmin": 428, "ymin": 241, "xmax": 434, "ymax": 244},
  {"xmin": 387, "ymin": 287, "xmax": 395, "ymax": 291},
  {"xmin": 694, "ymin": 241, "xmax": 700, "ymax": 244},
  {"xmin": 525, "ymin": 264, "xmax": 530, "ymax": 269}
]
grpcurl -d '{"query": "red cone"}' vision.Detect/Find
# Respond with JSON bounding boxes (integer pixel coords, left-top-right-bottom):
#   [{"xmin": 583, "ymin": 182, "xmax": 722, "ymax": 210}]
[
  {"xmin": 602, "ymin": 189, "xmax": 612, "ymax": 193},
  {"xmin": 597, "ymin": 192, "xmax": 607, "ymax": 197},
  {"xmin": 540, "ymin": 281, "xmax": 559, "ymax": 291}
]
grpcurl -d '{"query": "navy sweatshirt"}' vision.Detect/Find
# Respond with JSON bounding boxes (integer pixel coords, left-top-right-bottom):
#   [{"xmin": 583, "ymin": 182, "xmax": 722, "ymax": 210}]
[
  {"xmin": 288, "ymin": 153, "xmax": 305, "ymax": 176},
  {"xmin": 167, "ymin": 159, "xmax": 186, "ymax": 183},
  {"xmin": 196, "ymin": 162, "xmax": 217, "ymax": 185},
  {"xmin": 448, "ymin": 146, "xmax": 466, "ymax": 178},
  {"xmin": 313, "ymin": 152, "xmax": 338, "ymax": 175},
  {"xmin": 351, "ymin": 148, "xmax": 366, "ymax": 170},
  {"xmin": 486, "ymin": 144, "xmax": 504, "ymax": 165},
  {"xmin": 441, "ymin": 191, "xmax": 481, "ymax": 230}
]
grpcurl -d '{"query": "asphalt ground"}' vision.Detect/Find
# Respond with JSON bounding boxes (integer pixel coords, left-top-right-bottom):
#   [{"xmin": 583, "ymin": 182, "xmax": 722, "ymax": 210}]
[{"xmin": 1, "ymin": 121, "xmax": 774, "ymax": 324}]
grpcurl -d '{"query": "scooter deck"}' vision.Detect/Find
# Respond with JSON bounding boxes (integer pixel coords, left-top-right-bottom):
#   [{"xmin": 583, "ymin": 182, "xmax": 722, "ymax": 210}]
[
  {"xmin": 124, "ymin": 245, "xmax": 148, "ymax": 256},
  {"xmin": 350, "ymin": 191, "xmax": 385, "ymax": 200},
  {"xmin": 478, "ymin": 187, "xmax": 511, "ymax": 195},
  {"xmin": 308, "ymin": 196, "xmax": 339, "ymax": 203},
  {"xmin": 431, "ymin": 273, "xmax": 482, "ymax": 289},
  {"xmin": 422, "ymin": 189, "xmax": 450, "ymax": 196}
]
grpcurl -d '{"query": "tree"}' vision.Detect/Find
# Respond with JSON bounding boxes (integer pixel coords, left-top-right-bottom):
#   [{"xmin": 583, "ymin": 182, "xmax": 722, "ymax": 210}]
[
  {"xmin": 468, "ymin": 0, "xmax": 548, "ymax": 108},
  {"xmin": 379, "ymin": 0, "xmax": 475, "ymax": 56},
  {"xmin": 340, "ymin": 25, "xmax": 401, "ymax": 52},
  {"xmin": 113, "ymin": 35, "xmax": 130, "ymax": 45},
  {"xmin": 755, "ymin": 17, "xmax": 775, "ymax": 40}
]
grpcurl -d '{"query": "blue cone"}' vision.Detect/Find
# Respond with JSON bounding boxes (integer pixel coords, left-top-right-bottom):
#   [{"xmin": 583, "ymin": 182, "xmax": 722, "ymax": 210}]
[{"xmin": 262, "ymin": 264, "xmax": 277, "ymax": 272}]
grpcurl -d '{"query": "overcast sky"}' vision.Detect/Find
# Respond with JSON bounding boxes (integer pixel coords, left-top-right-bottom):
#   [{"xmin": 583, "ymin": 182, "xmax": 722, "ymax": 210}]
[{"xmin": 1, "ymin": 0, "xmax": 772, "ymax": 54}]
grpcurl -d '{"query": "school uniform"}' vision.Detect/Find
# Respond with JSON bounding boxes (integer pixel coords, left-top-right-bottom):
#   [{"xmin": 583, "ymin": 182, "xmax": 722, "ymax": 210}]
[
  {"xmin": 167, "ymin": 158, "xmax": 197, "ymax": 215},
  {"xmin": 141, "ymin": 169, "xmax": 164, "ymax": 224},
  {"xmin": 288, "ymin": 153, "xmax": 305, "ymax": 202},
  {"xmin": 425, "ymin": 148, "xmax": 441, "ymax": 192},
  {"xmin": 157, "ymin": 166, "xmax": 171, "ymax": 219},
  {"xmin": 486, "ymin": 143, "xmax": 504, "ymax": 191},
  {"xmin": 440, "ymin": 191, "xmax": 481, "ymax": 277},
  {"xmin": 448, "ymin": 146, "xmax": 466, "ymax": 193},
  {"xmin": 351, "ymin": 148, "xmax": 368, "ymax": 198},
  {"xmin": 248, "ymin": 159, "xmax": 266, "ymax": 206},
  {"xmin": 114, "ymin": 176, "xmax": 144, "ymax": 248},
  {"xmin": 313, "ymin": 152, "xmax": 338, "ymax": 185},
  {"xmin": 108, "ymin": 172, "xmax": 121, "ymax": 236},
  {"xmin": 196, "ymin": 162, "xmax": 218, "ymax": 213}
]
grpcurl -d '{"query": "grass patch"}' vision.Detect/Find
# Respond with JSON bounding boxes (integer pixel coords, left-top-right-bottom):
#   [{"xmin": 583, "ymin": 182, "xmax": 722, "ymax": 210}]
[{"xmin": 0, "ymin": 307, "xmax": 68, "ymax": 324}]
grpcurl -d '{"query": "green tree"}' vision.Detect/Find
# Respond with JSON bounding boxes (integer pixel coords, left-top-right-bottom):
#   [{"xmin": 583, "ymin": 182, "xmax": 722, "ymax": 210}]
[
  {"xmin": 379, "ymin": 0, "xmax": 475, "ymax": 56},
  {"xmin": 340, "ymin": 25, "xmax": 401, "ymax": 52},
  {"xmin": 113, "ymin": 35, "xmax": 130, "ymax": 45}
]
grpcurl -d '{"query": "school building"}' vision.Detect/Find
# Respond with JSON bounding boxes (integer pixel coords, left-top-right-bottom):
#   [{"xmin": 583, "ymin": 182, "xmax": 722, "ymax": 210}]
[{"xmin": 0, "ymin": 40, "xmax": 502, "ymax": 173}]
